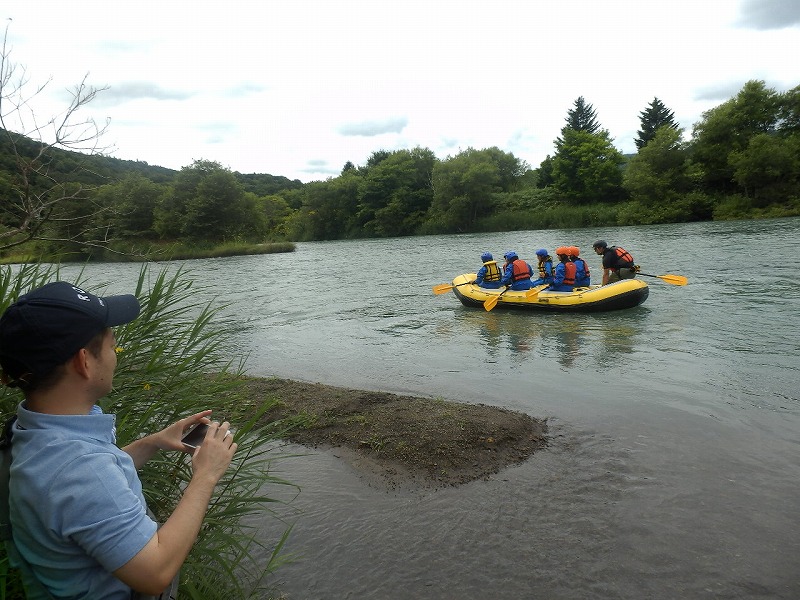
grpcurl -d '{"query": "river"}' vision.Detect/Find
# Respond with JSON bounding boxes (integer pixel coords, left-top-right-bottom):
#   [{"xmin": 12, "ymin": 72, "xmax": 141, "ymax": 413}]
[{"xmin": 61, "ymin": 217, "xmax": 800, "ymax": 599}]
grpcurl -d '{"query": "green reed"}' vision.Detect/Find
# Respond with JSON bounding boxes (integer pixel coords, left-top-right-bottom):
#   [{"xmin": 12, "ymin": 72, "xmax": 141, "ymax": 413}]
[{"xmin": 0, "ymin": 263, "xmax": 297, "ymax": 599}]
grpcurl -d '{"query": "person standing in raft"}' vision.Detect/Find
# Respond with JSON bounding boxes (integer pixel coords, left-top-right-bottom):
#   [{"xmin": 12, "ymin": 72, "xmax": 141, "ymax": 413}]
[
  {"xmin": 549, "ymin": 247, "xmax": 576, "ymax": 292},
  {"xmin": 531, "ymin": 249, "xmax": 554, "ymax": 286},
  {"xmin": 592, "ymin": 240, "xmax": 637, "ymax": 285},
  {"xmin": 473, "ymin": 252, "xmax": 503, "ymax": 289},
  {"xmin": 499, "ymin": 250, "xmax": 534, "ymax": 291},
  {"xmin": 568, "ymin": 246, "xmax": 591, "ymax": 287}
]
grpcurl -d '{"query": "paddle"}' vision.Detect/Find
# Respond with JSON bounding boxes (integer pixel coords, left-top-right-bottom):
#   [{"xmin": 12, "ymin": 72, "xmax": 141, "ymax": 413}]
[
  {"xmin": 432, "ymin": 281, "xmax": 473, "ymax": 295},
  {"xmin": 483, "ymin": 288, "xmax": 509, "ymax": 312},
  {"xmin": 637, "ymin": 272, "xmax": 688, "ymax": 286},
  {"xmin": 525, "ymin": 284, "xmax": 549, "ymax": 299}
]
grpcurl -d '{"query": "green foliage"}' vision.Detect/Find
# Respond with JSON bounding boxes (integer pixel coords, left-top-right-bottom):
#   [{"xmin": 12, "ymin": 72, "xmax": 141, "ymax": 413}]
[
  {"xmin": 495, "ymin": 185, "xmax": 562, "ymax": 212},
  {"xmin": 254, "ymin": 194, "xmax": 293, "ymax": 240},
  {"xmin": 635, "ymin": 97, "xmax": 679, "ymax": 150},
  {"xmin": 0, "ymin": 265, "xmax": 297, "ymax": 599},
  {"xmin": 357, "ymin": 147, "xmax": 436, "ymax": 237},
  {"xmin": 778, "ymin": 84, "xmax": 800, "ymax": 133},
  {"xmin": 535, "ymin": 155, "xmax": 555, "ymax": 189},
  {"xmin": 155, "ymin": 160, "xmax": 264, "ymax": 243},
  {"xmin": 427, "ymin": 147, "xmax": 524, "ymax": 232},
  {"xmin": 729, "ymin": 133, "xmax": 800, "ymax": 205},
  {"xmin": 546, "ymin": 96, "xmax": 627, "ymax": 206},
  {"xmin": 615, "ymin": 192, "xmax": 715, "ymax": 225},
  {"xmin": 94, "ymin": 173, "xmax": 167, "ymax": 239},
  {"xmin": 3, "ymin": 72, "xmax": 800, "ymax": 252},
  {"xmin": 234, "ymin": 172, "xmax": 303, "ymax": 196},
  {"xmin": 479, "ymin": 201, "xmax": 621, "ymax": 232},
  {"xmin": 362, "ymin": 150, "xmax": 392, "ymax": 171},
  {"xmin": 551, "ymin": 129, "xmax": 626, "ymax": 204},
  {"xmin": 690, "ymin": 80, "xmax": 783, "ymax": 192},
  {"xmin": 690, "ymin": 80, "xmax": 800, "ymax": 206},
  {"xmin": 286, "ymin": 173, "xmax": 361, "ymax": 241},
  {"xmin": 624, "ymin": 126, "xmax": 692, "ymax": 205},
  {"xmin": 712, "ymin": 193, "xmax": 800, "ymax": 220},
  {"xmin": 562, "ymin": 96, "xmax": 600, "ymax": 134}
]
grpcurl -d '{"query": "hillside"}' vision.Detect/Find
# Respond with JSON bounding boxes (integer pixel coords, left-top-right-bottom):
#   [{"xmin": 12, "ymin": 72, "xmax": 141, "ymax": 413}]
[{"xmin": 0, "ymin": 129, "xmax": 303, "ymax": 193}]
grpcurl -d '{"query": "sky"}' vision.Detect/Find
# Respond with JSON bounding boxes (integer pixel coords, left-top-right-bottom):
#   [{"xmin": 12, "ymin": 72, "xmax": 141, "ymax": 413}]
[{"xmin": 3, "ymin": 0, "xmax": 799, "ymax": 183}]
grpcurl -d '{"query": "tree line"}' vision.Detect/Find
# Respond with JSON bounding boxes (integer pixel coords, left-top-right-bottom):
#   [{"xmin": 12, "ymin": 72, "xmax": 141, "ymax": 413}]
[{"xmin": 1, "ymin": 71, "xmax": 798, "ymax": 260}]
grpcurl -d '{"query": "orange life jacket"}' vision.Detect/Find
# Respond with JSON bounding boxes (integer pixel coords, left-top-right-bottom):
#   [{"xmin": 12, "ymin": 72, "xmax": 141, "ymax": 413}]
[
  {"xmin": 563, "ymin": 261, "xmax": 576, "ymax": 285},
  {"xmin": 611, "ymin": 246, "xmax": 634, "ymax": 269},
  {"xmin": 511, "ymin": 259, "xmax": 531, "ymax": 282}
]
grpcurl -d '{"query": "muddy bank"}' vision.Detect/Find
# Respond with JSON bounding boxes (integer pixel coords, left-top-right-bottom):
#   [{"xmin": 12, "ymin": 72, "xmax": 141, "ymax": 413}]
[{"xmin": 246, "ymin": 377, "xmax": 548, "ymax": 488}]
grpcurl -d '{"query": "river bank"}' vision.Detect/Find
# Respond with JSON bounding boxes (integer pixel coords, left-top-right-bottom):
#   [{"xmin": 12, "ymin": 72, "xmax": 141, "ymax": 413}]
[{"xmin": 246, "ymin": 377, "xmax": 548, "ymax": 488}]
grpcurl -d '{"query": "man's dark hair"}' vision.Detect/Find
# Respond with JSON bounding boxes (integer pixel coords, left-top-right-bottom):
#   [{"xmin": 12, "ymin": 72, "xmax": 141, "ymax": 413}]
[{"xmin": 0, "ymin": 328, "xmax": 108, "ymax": 395}]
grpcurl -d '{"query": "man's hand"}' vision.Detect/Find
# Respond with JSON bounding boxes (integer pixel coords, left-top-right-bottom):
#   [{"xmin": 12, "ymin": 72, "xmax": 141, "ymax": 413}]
[
  {"xmin": 189, "ymin": 421, "xmax": 237, "ymax": 483},
  {"xmin": 122, "ymin": 411, "xmax": 213, "ymax": 468},
  {"xmin": 155, "ymin": 411, "xmax": 214, "ymax": 453},
  {"xmin": 115, "ymin": 419, "xmax": 237, "ymax": 594}
]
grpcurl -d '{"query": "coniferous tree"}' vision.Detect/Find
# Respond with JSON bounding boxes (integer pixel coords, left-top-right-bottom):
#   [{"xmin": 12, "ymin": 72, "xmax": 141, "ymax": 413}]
[
  {"xmin": 635, "ymin": 97, "xmax": 679, "ymax": 149},
  {"xmin": 555, "ymin": 97, "xmax": 601, "ymax": 150},
  {"xmin": 564, "ymin": 96, "xmax": 600, "ymax": 134}
]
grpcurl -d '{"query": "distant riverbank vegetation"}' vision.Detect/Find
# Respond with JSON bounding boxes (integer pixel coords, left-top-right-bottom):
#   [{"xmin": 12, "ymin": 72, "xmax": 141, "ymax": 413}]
[{"xmin": 1, "ymin": 66, "xmax": 798, "ymax": 263}]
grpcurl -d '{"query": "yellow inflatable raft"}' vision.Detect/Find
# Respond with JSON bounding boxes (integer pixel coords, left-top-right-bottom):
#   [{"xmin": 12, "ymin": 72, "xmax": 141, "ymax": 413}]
[{"xmin": 449, "ymin": 273, "xmax": 649, "ymax": 312}]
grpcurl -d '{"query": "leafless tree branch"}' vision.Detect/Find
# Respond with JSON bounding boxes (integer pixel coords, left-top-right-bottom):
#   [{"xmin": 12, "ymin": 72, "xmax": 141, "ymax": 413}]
[{"xmin": 0, "ymin": 22, "xmax": 116, "ymax": 255}]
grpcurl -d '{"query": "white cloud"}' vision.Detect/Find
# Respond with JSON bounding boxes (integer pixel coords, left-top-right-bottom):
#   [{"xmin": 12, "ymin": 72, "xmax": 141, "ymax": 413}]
[
  {"xmin": 94, "ymin": 83, "xmax": 193, "ymax": 106},
  {"xmin": 338, "ymin": 117, "xmax": 408, "ymax": 137},
  {"xmin": 736, "ymin": 0, "xmax": 800, "ymax": 29},
  {"xmin": 3, "ymin": 0, "xmax": 798, "ymax": 182}
]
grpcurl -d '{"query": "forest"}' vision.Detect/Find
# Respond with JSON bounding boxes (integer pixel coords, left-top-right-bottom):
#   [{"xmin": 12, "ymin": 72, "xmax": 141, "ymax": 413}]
[{"xmin": 1, "ymin": 79, "xmax": 798, "ymax": 262}]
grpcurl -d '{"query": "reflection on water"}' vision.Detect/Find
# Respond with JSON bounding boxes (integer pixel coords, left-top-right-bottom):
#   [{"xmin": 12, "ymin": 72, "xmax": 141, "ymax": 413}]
[{"xmin": 452, "ymin": 307, "xmax": 648, "ymax": 369}]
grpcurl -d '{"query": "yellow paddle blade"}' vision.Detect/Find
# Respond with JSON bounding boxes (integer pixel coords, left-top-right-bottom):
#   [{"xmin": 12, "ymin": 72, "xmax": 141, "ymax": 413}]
[
  {"xmin": 658, "ymin": 274, "xmax": 688, "ymax": 286},
  {"xmin": 525, "ymin": 284, "xmax": 549, "ymax": 299},
  {"xmin": 483, "ymin": 294, "xmax": 501, "ymax": 311},
  {"xmin": 432, "ymin": 284, "xmax": 454, "ymax": 295},
  {"xmin": 639, "ymin": 272, "xmax": 688, "ymax": 286}
]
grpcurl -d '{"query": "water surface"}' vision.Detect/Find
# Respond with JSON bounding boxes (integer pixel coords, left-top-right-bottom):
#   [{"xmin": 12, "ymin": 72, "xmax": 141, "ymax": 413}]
[{"xmin": 64, "ymin": 218, "xmax": 800, "ymax": 599}]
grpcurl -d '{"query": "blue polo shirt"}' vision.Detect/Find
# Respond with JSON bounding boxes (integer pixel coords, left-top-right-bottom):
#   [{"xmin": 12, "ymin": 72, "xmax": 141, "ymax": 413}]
[{"xmin": 10, "ymin": 403, "xmax": 157, "ymax": 599}]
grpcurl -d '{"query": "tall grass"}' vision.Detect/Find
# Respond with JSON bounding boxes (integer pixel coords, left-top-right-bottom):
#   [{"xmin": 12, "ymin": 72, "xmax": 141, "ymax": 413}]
[
  {"xmin": 478, "ymin": 203, "xmax": 622, "ymax": 232},
  {"xmin": 0, "ymin": 264, "xmax": 297, "ymax": 599},
  {"xmin": 0, "ymin": 241, "xmax": 297, "ymax": 264}
]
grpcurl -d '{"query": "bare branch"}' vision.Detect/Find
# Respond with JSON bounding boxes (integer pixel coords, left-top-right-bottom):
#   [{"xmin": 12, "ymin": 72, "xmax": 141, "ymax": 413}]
[{"xmin": 0, "ymin": 23, "xmax": 117, "ymax": 256}]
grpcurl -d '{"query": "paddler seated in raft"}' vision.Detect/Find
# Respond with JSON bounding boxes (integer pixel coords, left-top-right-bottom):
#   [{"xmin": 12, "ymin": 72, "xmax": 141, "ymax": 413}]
[
  {"xmin": 531, "ymin": 249, "xmax": 554, "ymax": 286},
  {"xmin": 473, "ymin": 252, "xmax": 504, "ymax": 289},
  {"xmin": 592, "ymin": 240, "xmax": 638, "ymax": 285},
  {"xmin": 499, "ymin": 250, "xmax": 534, "ymax": 291},
  {"xmin": 568, "ymin": 246, "xmax": 591, "ymax": 287},
  {"xmin": 548, "ymin": 247, "xmax": 576, "ymax": 292}
]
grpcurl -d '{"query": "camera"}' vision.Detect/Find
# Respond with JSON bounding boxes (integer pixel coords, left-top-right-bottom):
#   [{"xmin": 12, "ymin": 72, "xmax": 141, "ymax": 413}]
[{"xmin": 181, "ymin": 423, "xmax": 209, "ymax": 449}]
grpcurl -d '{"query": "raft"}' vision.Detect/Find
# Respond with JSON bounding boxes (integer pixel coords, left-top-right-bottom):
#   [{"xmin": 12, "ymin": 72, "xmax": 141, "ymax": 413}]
[{"xmin": 450, "ymin": 273, "xmax": 649, "ymax": 313}]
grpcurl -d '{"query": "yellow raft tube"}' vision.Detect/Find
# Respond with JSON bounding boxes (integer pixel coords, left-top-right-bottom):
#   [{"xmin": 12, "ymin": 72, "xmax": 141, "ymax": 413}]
[{"xmin": 450, "ymin": 273, "xmax": 649, "ymax": 312}]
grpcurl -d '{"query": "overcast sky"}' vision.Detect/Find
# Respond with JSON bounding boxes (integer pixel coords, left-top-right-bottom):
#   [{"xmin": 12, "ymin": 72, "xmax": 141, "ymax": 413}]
[{"xmin": 3, "ymin": 0, "xmax": 799, "ymax": 183}]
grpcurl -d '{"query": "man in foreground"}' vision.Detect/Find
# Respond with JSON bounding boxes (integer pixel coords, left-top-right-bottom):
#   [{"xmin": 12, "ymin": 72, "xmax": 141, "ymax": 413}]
[{"xmin": 0, "ymin": 281, "xmax": 237, "ymax": 598}]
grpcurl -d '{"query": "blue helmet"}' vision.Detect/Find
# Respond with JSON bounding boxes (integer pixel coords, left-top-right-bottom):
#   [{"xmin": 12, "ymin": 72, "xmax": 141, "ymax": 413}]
[
  {"xmin": 481, "ymin": 252, "xmax": 493, "ymax": 262},
  {"xmin": 535, "ymin": 248, "xmax": 548, "ymax": 257},
  {"xmin": 504, "ymin": 250, "xmax": 518, "ymax": 261}
]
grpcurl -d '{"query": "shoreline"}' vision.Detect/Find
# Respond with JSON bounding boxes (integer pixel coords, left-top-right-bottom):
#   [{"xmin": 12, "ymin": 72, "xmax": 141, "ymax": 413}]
[{"xmin": 246, "ymin": 377, "xmax": 548, "ymax": 488}]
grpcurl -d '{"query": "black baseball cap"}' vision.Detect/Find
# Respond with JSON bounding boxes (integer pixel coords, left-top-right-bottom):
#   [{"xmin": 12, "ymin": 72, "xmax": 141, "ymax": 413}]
[{"xmin": 0, "ymin": 281, "xmax": 140, "ymax": 379}]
